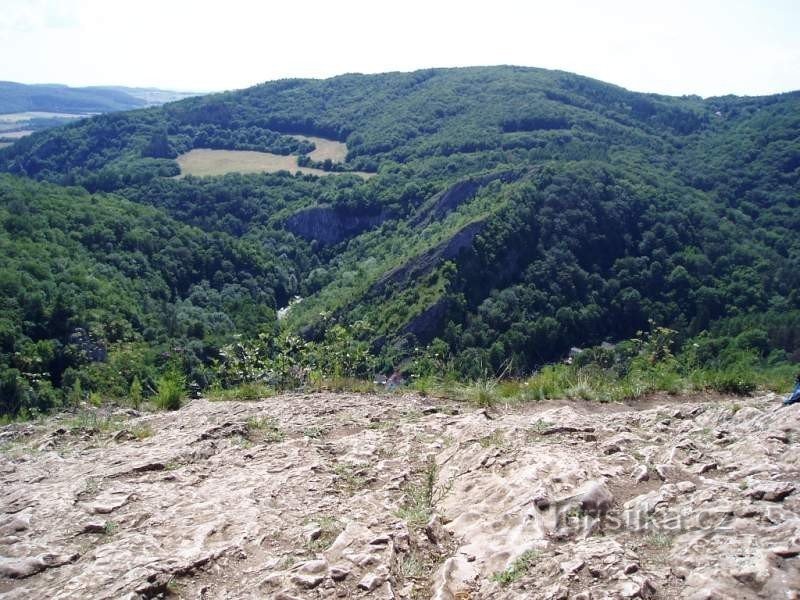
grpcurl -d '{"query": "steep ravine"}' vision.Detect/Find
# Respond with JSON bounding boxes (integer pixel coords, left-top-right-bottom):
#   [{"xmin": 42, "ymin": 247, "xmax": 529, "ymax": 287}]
[{"xmin": 0, "ymin": 392, "xmax": 797, "ymax": 599}]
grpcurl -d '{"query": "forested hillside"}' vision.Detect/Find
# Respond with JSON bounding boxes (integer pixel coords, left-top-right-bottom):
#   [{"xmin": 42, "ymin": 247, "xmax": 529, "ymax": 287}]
[
  {"xmin": 0, "ymin": 175, "xmax": 291, "ymax": 414},
  {"xmin": 0, "ymin": 66, "xmax": 798, "ymax": 414}
]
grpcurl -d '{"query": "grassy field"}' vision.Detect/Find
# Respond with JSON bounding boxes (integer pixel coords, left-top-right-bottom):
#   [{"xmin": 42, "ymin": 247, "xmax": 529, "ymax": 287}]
[
  {"xmin": 176, "ymin": 149, "xmax": 372, "ymax": 178},
  {"xmin": 292, "ymin": 135, "xmax": 348, "ymax": 163}
]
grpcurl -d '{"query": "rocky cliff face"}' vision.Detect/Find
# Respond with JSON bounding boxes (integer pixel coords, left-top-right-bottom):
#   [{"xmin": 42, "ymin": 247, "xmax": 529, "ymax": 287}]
[
  {"xmin": 0, "ymin": 392, "xmax": 798, "ymax": 599},
  {"xmin": 284, "ymin": 207, "xmax": 390, "ymax": 246}
]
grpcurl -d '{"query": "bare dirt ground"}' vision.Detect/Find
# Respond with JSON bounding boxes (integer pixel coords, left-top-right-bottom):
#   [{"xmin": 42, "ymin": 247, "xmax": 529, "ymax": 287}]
[{"xmin": 0, "ymin": 392, "xmax": 797, "ymax": 599}]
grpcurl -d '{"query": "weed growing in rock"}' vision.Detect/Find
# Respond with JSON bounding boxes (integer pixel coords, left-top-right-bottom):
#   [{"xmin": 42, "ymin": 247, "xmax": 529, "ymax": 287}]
[
  {"xmin": 491, "ymin": 549, "xmax": 541, "ymax": 585},
  {"xmin": 397, "ymin": 459, "xmax": 448, "ymax": 527},
  {"xmin": 645, "ymin": 532, "xmax": 673, "ymax": 548},
  {"xmin": 302, "ymin": 425, "xmax": 325, "ymax": 438},
  {"xmin": 246, "ymin": 416, "xmax": 284, "ymax": 442},
  {"xmin": 332, "ymin": 462, "xmax": 369, "ymax": 493},
  {"xmin": 103, "ymin": 521, "xmax": 118, "ymax": 535},
  {"xmin": 304, "ymin": 516, "xmax": 342, "ymax": 553},
  {"xmin": 478, "ymin": 430, "xmax": 506, "ymax": 448},
  {"xmin": 130, "ymin": 424, "xmax": 153, "ymax": 440},
  {"xmin": 401, "ymin": 551, "xmax": 425, "ymax": 578},
  {"xmin": 526, "ymin": 419, "xmax": 554, "ymax": 439}
]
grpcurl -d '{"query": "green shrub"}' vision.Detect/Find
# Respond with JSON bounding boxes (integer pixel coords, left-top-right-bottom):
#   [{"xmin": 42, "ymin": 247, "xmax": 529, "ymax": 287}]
[
  {"xmin": 154, "ymin": 369, "xmax": 185, "ymax": 411},
  {"xmin": 129, "ymin": 376, "xmax": 143, "ymax": 410},
  {"xmin": 707, "ymin": 369, "xmax": 757, "ymax": 395}
]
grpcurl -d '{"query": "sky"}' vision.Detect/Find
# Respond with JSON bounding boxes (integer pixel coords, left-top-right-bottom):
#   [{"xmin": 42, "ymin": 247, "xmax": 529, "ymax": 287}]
[{"xmin": 1, "ymin": 0, "xmax": 798, "ymax": 97}]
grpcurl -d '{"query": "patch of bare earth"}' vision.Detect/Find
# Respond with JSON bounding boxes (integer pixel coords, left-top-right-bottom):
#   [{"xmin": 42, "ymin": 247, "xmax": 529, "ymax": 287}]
[{"xmin": 0, "ymin": 393, "xmax": 797, "ymax": 599}]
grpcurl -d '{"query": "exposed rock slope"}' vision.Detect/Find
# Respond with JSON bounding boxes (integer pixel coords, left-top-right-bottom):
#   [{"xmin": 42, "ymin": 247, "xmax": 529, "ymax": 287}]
[{"xmin": 0, "ymin": 393, "xmax": 798, "ymax": 599}]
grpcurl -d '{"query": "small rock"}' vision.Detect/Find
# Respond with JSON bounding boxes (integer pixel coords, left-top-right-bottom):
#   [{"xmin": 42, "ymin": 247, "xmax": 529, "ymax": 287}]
[
  {"xmin": 619, "ymin": 578, "xmax": 655, "ymax": 599},
  {"xmin": 358, "ymin": 572, "xmax": 384, "ymax": 592},
  {"xmin": 425, "ymin": 514, "xmax": 447, "ymax": 545},
  {"xmin": 0, "ymin": 553, "xmax": 78, "ymax": 579},
  {"xmin": 36, "ymin": 439, "xmax": 56, "ymax": 451},
  {"xmin": 330, "ymin": 565, "xmax": 350, "ymax": 581},
  {"xmin": 769, "ymin": 546, "xmax": 800, "ymax": 558},
  {"xmin": 290, "ymin": 573, "xmax": 324, "ymax": 589},
  {"xmin": 78, "ymin": 520, "xmax": 107, "ymax": 534},
  {"xmin": 545, "ymin": 583, "xmax": 569, "ymax": 600},
  {"xmin": 655, "ymin": 464, "xmax": 681, "ymax": 482},
  {"xmin": 696, "ymin": 462, "xmax": 718, "ymax": 474},
  {"xmin": 113, "ymin": 429, "xmax": 136, "ymax": 442},
  {"xmin": 745, "ymin": 481, "xmax": 795, "ymax": 502},
  {"xmin": 588, "ymin": 565, "xmax": 606, "ymax": 578},
  {"xmin": 299, "ymin": 559, "xmax": 328, "ymax": 575},
  {"xmin": 735, "ymin": 506, "xmax": 760, "ymax": 518},
  {"xmin": 623, "ymin": 563, "xmax": 639, "ymax": 574},
  {"xmin": 0, "ymin": 513, "xmax": 31, "ymax": 536},
  {"xmin": 369, "ymin": 534, "xmax": 391, "ymax": 545},
  {"xmin": 303, "ymin": 524, "xmax": 322, "ymax": 543},
  {"xmin": 676, "ymin": 481, "xmax": 696, "ymax": 493},
  {"xmin": 560, "ymin": 558, "xmax": 585, "ymax": 575},
  {"xmin": 578, "ymin": 481, "xmax": 614, "ymax": 516},
  {"xmin": 631, "ymin": 465, "xmax": 649, "ymax": 483}
]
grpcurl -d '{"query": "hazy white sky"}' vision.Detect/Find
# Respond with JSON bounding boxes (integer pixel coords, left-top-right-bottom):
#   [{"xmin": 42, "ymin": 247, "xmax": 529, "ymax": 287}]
[{"xmin": 1, "ymin": 0, "xmax": 798, "ymax": 97}]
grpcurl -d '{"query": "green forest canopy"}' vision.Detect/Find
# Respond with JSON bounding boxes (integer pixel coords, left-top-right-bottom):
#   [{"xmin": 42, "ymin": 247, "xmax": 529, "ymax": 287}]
[{"xmin": 0, "ymin": 66, "xmax": 798, "ymax": 414}]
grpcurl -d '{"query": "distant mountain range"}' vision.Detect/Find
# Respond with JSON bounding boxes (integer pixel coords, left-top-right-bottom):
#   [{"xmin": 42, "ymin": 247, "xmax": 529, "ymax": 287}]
[
  {"xmin": 0, "ymin": 81, "xmax": 199, "ymax": 141},
  {"xmin": 0, "ymin": 81, "xmax": 198, "ymax": 114}
]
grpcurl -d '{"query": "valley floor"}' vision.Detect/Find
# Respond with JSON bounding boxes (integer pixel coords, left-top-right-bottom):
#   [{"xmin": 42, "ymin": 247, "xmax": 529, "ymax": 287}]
[{"xmin": 0, "ymin": 391, "xmax": 798, "ymax": 599}]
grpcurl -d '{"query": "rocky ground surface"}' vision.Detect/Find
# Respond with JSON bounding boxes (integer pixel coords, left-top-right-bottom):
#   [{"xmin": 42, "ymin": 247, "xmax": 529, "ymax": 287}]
[{"xmin": 0, "ymin": 391, "xmax": 798, "ymax": 599}]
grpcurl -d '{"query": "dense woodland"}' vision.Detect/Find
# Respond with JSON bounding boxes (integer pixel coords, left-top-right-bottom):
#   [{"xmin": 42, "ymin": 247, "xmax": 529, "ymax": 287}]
[{"xmin": 0, "ymin": 66, "xmax": 798, "ymax": 415}]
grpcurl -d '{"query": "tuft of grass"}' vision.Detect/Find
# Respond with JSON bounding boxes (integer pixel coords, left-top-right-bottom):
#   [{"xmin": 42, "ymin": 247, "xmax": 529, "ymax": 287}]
[
  {"xmin": 440, "ymin": 378, "xmax": 500, "ymax": 407},
  {"xmin": 246, "ymin": 416, "xmax": 284, "ymax": 443},
  {"xmin": 66, "ymin": 411, "xmax": 124, "ymax": 433},
  {"xmin": 396, "ymin": 459, "xmax": 447, "ymax": 527},
  {"xmin": 332, "ymin": 462, "xmax": 369, "ymax": 493},
  {"xmin": 207, "ymin": 382, "xmax": 274, "ymax": 402},
  {"xmin": 478, "ymin": 430, "xmax": 506, "ymax": 448},
  {"xmin": 491, "ymin": 549, "xmax": 541, "ymax": 586},
  {"xmin": 309, "ymin": 375, "xmax": 377, "ymax": 393},
  {"xmin": 303, "ymin": 425, "xmax": 326, "ymax": 439},
  {"xmin": 526, "ymin": 419, "xmax": 554, "ymax": 440},
  {"xmin": 154, "ymin": 369, "xmax": 185, "ymax": 411},
  {"xmin": 401, "ymin": 550, "xmax": 426, "ymax": 579},
  {"xmin": 645, "ymin": 532, "xmax": 673, "ymax": 549},
  {"xmin": 103, "ymin": 520, "xmax": 118, "ymax": 536},
  {"xmin": 131, "ymin": 423, "xmax": 154, "ymax": 440},
  {"xmin": 304, "ymin": 515, "xmax": 342, "ymax": 553}
]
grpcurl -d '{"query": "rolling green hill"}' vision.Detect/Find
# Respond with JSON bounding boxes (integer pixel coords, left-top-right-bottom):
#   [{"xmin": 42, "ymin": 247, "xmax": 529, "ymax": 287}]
[
  {"xmin": 0, "ymin": 174, "xmax": 291, "ymax": 414},
  {"xmin": 1, "ymin": 66, "xmax": 798, "ymax": 412}
]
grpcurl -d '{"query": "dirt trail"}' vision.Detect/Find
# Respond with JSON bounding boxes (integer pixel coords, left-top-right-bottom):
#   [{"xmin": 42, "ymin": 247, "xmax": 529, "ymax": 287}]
[{"xmin": 0, "ymin": 392, "xmax": 798, "ymax": 599}]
